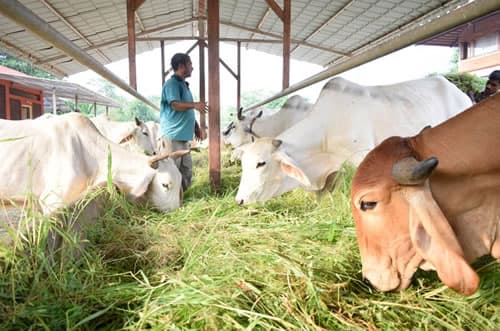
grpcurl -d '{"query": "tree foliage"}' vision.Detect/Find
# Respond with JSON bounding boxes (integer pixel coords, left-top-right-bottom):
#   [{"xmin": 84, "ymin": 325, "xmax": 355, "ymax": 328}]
[{"xmin": 443, "ymin": 72, "xmax": 487, "ymax": 98}]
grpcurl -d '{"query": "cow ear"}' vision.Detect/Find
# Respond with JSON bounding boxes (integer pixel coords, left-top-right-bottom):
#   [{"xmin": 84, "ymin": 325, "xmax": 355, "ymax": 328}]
[
  {"xmin": 110, "ymin": 169, "xmax": 155, "ymax": 199},
  {"xmin": 118, "ymin": 131, "xmax": 134, "ymax": 144},
  {"xmin": 406, "ymin": 183, "xmax": 480, "ymax": 296},
  {"xmin": 274, "ymin": 151, "xmax": 311, "ymax": 187}
]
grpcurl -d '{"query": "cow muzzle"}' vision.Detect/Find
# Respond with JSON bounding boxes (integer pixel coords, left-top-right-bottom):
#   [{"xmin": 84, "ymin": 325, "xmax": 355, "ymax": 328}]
[{"xmin": 362, "ymin": 267, "xmax": 401, "ymax": 292}]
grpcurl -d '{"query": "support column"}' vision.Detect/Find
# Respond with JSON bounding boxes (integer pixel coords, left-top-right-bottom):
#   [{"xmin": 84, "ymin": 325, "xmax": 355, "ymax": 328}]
[
  {"xmin": 127, "ymin": 0, "xmax": 145, "ymax": 90},
  {"xmin": 75, "ymin": 94, "xmax": 78, "ymax": 112},
  {"xmin": 52, "ymin": 89, "xmax": 57, "ymax": 114},
  {"xmin": 207, "ymin": 0, "xmax": 220, "ymax": 190},
  {"xmin": 160, "ymin": 40, "xmax": 165, "ymax": 86},
  {"xmin": 237, "ymin": 41, "xmax": 241, "ymax": 111},
  {"xmin": 198, "ymin": 0, "xmax": 206, "ymax": 134},
  {"xmin": 283, "ymin": 0, "xmax": 291, "ymax": 89}
]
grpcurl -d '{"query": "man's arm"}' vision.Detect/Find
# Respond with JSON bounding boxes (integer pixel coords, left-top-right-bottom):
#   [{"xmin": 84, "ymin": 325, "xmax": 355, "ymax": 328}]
[{"xmin": 171, "ymin": 101, "xmax": 208, "ymax": 113}]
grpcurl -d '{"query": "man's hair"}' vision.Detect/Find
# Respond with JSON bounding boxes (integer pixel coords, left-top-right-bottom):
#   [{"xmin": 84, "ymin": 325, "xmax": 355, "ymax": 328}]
[
  {"xmin": 171, "ymin": 53, "xmax": 191, "ymax": 71},
  {"xmin": 488, "ymin": 70, "xmax": 500, "ymax": 82}
]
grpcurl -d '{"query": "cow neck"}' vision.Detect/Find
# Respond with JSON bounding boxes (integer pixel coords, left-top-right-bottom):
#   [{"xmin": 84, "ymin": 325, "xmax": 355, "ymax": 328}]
[{"xmin": 410, "ymin": 94, "xmax": 500, "ymax": 176}]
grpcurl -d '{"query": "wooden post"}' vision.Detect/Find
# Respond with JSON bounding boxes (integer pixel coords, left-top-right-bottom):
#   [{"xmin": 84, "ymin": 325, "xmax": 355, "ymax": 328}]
[
  {"xmin": 106, "ymin": 105, "xmax": 109, "ymax": 116},
  {"xmin": 127, "ymin": 0, "xmax": 145, "ymax": 90},
  {"xmin": 283, "ymin": 0, "xmax": 291, "ymax": 89},
  {"xmin": 160, "ymin": 40, "xmax": 165, "ymax": 86},
  {"xmin": 75, "ymin": 94, "xmax": 78, "ymax": 112},
  {"xmin": 207, "ymin": 0, "xmax": 220, "ymax": 190},
  {"xmin": 237, "ymin": 41, "xmax": 241, "ymax": 111},
  {"xmin": 94, "ymin": 101, "xmax": 97, "ymax": 117},
  {"xmin": 198, "ymin": 0, "xmax": 206, "ymax": 134},
  {"xmin": 5, "ymin": 83, "xmax": 11, "ymax": 120},
  {"xmin": 52, "ymin": 89, "xmax": 57, "ymax": 114}
]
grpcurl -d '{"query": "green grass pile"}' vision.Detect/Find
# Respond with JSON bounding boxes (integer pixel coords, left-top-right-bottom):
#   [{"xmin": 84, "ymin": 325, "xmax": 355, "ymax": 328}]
[{"xmin": 0, "ymin": 148, "xmax": 498, "ymax": 330}]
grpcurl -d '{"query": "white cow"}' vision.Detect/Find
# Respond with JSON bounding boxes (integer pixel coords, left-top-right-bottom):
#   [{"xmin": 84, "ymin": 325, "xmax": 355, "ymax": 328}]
[
  {"xmin": 222, "ymin": 95, "xmax": 312, "ymax": 150},
  {"xmin": 91, "ymin": 114, "xmax": 156, "ymax": 155},
  {"xmin": 0, "ymin": 113, "xmax": 187, "ymax": 214},
  {"xmin": 235, "ymin": 76, "xmax": 472, "ymax": 205}
]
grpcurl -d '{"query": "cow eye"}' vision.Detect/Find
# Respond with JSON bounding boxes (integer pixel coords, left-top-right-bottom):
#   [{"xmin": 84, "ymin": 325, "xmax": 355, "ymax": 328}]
[
  {"xmin": 162, "ymin": 183, "xmax": 171, "ymax": 190},
  {"xmin": 360, "ymin": 201, "xmax": 377, "ymax": 211},
  {"xmin": 143, "ymin": 132, "xmax": 149, "ymax": 136},
  {"xmin": 256, "ymin": 161, "xmax": 266, "ymax": 168}
]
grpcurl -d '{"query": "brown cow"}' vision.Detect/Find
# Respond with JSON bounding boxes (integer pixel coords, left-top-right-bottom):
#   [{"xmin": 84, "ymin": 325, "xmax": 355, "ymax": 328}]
[{"xmin": 350, "ymin": 93, "xmax": 500, "ymax": 296}]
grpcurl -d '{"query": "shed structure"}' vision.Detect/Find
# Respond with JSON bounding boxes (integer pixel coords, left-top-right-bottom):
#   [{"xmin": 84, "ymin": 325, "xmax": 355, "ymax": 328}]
[{"xmin": 1, "ymin": 0, "xmax": 499, "ymax": 188}]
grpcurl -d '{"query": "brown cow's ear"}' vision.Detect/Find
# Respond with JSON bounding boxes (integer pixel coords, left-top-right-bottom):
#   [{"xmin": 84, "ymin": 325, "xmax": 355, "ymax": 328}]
[{"xmin": 406, "ymin": 183, "xmax": 479, "ymax": 296}]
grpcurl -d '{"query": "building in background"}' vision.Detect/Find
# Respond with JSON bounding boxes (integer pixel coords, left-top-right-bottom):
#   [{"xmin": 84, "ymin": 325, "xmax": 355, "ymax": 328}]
[
  {"xmin": 0, "ymin": 65, "xmax": 120, "ymax": 120},
  {"xmin": 419, "ymin": 10, "xmax": 500, "ymax": 77}
]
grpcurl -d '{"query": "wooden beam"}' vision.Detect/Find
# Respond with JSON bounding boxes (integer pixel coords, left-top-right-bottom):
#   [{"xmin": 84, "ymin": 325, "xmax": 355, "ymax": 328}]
[
  {"xmin": 220, "ymin": 58, "xmax": 237, "ymax": 79},
  {"xmin": 36, "ymin": 17, "xmax": 198, "ymax": 65},
  {"xmin": 265, "ymin": 0, "xmax": 284, "ymax": 21},
  {"xmin": 198, "ymin": 0, "xmax": 206, "ymax": 133},
  {"xmin": 220, "ymin": 21, "xmax": 351, "ymax": 57},
  {"xmin": 283, "ymin": 0, "xmax": 290, "ymax": 89},
  {"xmin": 246, "ymin": 8, "xmax": 271, "ymax": 48},
  {"xmin": 237, "ymin": 41, "xmax": 241, "ymax": 112},
  {"xmin": 127, "ymin": 0, "xmax": 137, "ymax": 90},
  {"xmin": 130, "ymin": 0, "xmax": 145, "ymax": 12},
  {"xmin": 137, "ymin": 37, "xmax": 282, "ymax": 43},
  {"xmin": 207, "ymin": 0, "xmax": 221, "ymax": 191}
]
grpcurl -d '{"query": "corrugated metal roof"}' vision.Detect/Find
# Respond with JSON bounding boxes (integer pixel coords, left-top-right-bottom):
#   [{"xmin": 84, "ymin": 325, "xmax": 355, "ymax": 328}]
[{"xmin": 0, "ymin": 0, "xmax": 483, "ymax": 78}]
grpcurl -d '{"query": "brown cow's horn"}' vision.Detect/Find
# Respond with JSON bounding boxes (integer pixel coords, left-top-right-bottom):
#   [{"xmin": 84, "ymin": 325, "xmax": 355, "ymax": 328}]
[
  {"xmin": 237, "ymin": 107, "xmax": 244, "ymax": 121},
  {"xmin": 391, "ymin": 157, "xmax": 438, "ymax": 185}
]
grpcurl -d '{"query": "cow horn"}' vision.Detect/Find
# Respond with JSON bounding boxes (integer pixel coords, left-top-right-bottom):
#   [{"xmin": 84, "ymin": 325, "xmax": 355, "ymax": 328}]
[
  {"xmin": 256, "ymin": 110, "xmax": 263, "ymax": 118},
  {"xmin": 419, "ymin": 125, "xmax": 431, "ymax": 134},
  {"xmin": 391, "ymin": 157, "xmax": 439, "ymax": 185},
  {"xmin": 237, "ymin": 107, "xmax": 244, "ymax": 121},
  {"xmin": 148, "ymin": 150, "xmax": 187, "ymax": 169},
  {"xmin": 134, "ymin": 117, "xmax": 142, "ymax": 126},
  {"xmin": 272, "ymin": 139, "xmax": 282, "ymax": 149}
]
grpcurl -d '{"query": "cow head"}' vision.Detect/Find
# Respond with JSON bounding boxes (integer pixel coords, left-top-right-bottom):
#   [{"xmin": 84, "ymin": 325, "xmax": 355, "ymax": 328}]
[
  {"xmin": 350, "ymin": 136, "xmax": 479, "ymax": 295},
  {"xmin": 119, "ymin": 118, "xmax": 156, "ymax": 155},
  {"xmin": 222, "ymin": 108, "xmax": 264, "ymax": 149},
  {"xmin": 143, "ymin": 150, "xmax": 189, "ymax": 211},
  {"xmin": 235, "ymin": 138, "xmax": 311, "ymax": 205}
]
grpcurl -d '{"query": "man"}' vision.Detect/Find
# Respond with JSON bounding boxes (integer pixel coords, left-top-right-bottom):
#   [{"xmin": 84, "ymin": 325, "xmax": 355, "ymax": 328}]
[
  {"xmin": 474, "ymin": 70, "xmax": 500, "ymax": 103},
  {"xmin": 160, "ymin": 53, "xmax": 208, "ymax": 190}
]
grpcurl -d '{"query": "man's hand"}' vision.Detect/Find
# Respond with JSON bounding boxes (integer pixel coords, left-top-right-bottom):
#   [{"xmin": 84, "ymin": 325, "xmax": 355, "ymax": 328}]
[
  {"xmin": 194, "ymin": 101, "xmax": 208, "ymax": 114},
  {"xmin": 194, "ymin": 121, "xmax": 207, "ymax": 142}
]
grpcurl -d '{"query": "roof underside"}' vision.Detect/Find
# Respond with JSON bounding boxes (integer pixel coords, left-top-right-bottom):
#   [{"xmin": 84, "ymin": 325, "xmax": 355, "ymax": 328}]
[
  {"xmin": 0, "ymin": 0, "xmax": 475, "ymax": 78},
  {"xmin": 418, "ymin": 9, "xmax": 500, "ymax": 47}
]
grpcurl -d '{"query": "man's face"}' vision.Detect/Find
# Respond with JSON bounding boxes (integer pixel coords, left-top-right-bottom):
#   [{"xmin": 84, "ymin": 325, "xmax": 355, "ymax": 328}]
[
  {"xmin": 485, "ymin": 79, "xmax": 500, "ymax": 95},
  {"xmin": 183, "ymin": 60, "xmax": 193, "ymax": 78}
]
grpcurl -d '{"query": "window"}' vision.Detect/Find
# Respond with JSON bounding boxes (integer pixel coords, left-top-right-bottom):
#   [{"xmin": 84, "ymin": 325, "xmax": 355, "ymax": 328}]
[{"xmin": 474, "ymin": 33, "xmax": 499, "ymax": 56}]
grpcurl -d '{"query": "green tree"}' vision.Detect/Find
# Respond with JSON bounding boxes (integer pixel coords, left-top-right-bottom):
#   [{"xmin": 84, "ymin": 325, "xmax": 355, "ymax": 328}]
[
  {"xmin": 0, "ymin": 52, "xmax": 56, "ymax": 79},
  {"xmin": 443, "ymin": 72, "xmax": 486, "ymax": 98}
]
